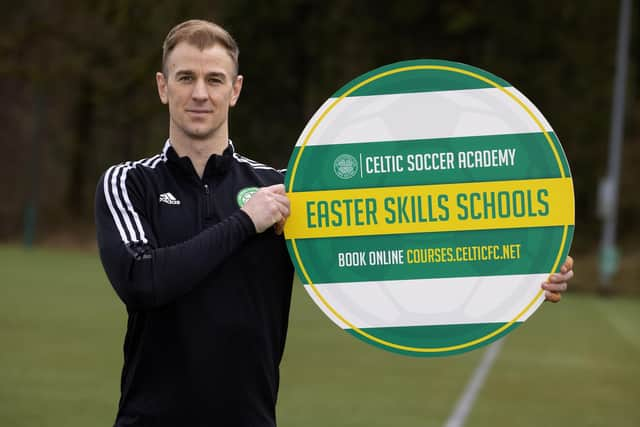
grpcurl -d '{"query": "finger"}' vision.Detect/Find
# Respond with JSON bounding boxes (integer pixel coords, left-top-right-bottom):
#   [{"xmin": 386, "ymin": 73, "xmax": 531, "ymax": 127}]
[
  {"xmin": 561, "ymin": 255, "xmax": 574, "ymax": 273},
  {"xmin": 271, "ymin": 210, "xmax": 283, "ymax": 227},
  {"xmin": 271, "ymin": 193, "xmax": 290, "ymax": 207},
  {"xmin": 275, "ymin": 199, "xmax": 290, "ymax": 217},
  {"xmin": 544, "ymin": 290, "xmax": 562, "ymax": 303},
  {"xmin": 270, "ymin": 195, "xmax": 290, "ymax": 216},
  {"xmin": 548, "ymin": 269, "xmax": 574, "ymax": 283},
  {"xmin": 542, "ymin": 281, "xmax": 568, "ymax": 293},
  {"xmin": 277, "ymin": 204, "xmax": 290, "ymax": 219},
  {"xmin": 265, "ymin": 184, "xmax": 286, "ymax": 194},
  {"xmin": 260, "ymin": 201, "xmax": 285, "ymax": 223},
  {"xmin": 274, "ymin": 218, "xmax": 287, "ymax": 235}
]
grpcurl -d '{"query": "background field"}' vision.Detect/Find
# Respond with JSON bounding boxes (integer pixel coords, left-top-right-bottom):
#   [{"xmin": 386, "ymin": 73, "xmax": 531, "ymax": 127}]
[{"xmin": 1, "ymin": 244, "xmax": 638, "ymax": 427}]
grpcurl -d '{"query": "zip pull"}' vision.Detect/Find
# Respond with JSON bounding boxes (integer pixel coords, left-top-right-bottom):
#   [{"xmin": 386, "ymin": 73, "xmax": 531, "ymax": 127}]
[{"xmin": 204, "ymin": 184, "xmax": 210, "ymax": 194}]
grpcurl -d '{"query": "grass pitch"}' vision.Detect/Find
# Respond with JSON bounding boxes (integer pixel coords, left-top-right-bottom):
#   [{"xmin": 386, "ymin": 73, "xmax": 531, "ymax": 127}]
[{"xmin": 0, "ymin": 244, "xmax": 638, "ymax": 426}]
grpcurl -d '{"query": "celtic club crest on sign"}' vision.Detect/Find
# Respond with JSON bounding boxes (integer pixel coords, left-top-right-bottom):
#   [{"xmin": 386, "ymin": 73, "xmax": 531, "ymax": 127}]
[{"xmin": 333, "ymin": 154, "xmax": 359, "ymax": 179}]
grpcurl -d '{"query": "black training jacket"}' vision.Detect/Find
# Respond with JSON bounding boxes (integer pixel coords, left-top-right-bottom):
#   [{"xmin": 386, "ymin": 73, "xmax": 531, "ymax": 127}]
[{"xmin": 95, "ymin": 140, "xmax": 294, "ymax": 427}]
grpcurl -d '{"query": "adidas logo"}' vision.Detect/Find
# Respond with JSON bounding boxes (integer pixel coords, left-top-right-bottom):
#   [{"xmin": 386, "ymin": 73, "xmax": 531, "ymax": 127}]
[{"xmin": 159, "ymin": 192, "xmax": 181, "ymax": 205}]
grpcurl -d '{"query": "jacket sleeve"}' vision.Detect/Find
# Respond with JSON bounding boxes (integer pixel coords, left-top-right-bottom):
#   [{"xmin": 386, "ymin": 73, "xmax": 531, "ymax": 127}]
[{"xmin": 95, "ymin": 166, "xmax": 256, "ymax": 311}]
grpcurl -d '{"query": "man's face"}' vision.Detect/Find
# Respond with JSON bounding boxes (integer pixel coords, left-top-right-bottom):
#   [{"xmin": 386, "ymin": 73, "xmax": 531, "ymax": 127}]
[{"xmin": 156, "ymin": 42, "xmax": 243, "ymax": 141}]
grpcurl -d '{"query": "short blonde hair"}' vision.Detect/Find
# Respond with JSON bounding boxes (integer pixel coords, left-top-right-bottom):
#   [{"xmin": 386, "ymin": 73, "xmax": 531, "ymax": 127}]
[{"xmin": 162, "ymin": 19, "xmax": 239, "ymax": 75}]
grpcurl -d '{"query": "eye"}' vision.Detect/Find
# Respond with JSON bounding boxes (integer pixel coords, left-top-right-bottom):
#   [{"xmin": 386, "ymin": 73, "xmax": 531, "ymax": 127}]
[
  {"xmin": 208, "ymin": 77, "xmax": 223, "ymax": 85},
  {"xmin": 177, "ymin": 74, "xmax": 194, "ymax": 82}
]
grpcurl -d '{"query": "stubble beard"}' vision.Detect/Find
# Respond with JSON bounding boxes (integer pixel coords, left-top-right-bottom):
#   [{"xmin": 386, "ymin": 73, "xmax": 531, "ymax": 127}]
[{"xmin": 172, "ymin": 116, "xmax": 220, "ymax": 142}]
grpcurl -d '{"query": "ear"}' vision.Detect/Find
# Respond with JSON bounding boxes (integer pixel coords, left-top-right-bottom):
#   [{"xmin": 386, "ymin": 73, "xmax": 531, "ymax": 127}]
[
  {"xmin": 229, "ymin": 74, "xmax": 243, "ymax": 107},
  {"xmin": 156, "ymin": 72, "xmax": 168, "ymax": 104}
]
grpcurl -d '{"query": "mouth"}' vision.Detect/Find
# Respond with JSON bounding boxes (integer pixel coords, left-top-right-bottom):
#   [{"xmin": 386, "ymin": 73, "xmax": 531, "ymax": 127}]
[{"xmin": 186, "ymin": 109, "xmax": 213, "ymax": 115}]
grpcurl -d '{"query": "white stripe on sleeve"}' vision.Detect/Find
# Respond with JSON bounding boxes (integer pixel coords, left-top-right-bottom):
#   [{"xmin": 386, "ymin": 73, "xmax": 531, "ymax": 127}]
[
  {"xmin": 112, "ymin": 164, "xmax": 139, "ymax": 243},
  {"xmin": 104, "ymin": 154, "xmax": 165, "ymax": 245},
  {"xmin": 103, "ymin": 165, "xmax": 130, "ymax": 244}
]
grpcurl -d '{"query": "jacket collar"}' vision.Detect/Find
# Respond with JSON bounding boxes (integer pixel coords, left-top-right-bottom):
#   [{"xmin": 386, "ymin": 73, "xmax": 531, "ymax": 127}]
[{"xmin": 165, "ymin": 139, "xmax": 235, "ymax": 179}]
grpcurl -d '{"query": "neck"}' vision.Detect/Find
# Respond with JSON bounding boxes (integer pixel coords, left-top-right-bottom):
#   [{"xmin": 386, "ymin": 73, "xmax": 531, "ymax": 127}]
[{"xmin": 169, "ymin": 128, "xmax": 228, "ymax": 178}]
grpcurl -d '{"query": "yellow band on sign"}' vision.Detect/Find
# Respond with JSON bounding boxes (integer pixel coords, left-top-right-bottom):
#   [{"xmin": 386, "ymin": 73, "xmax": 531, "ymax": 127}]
[{"xmin": 284, "ymin": 178, "xmax": 574, "ymax": 239}]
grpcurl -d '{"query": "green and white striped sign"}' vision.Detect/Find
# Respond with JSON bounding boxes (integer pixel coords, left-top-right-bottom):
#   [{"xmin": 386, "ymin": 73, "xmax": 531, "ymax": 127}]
[{"xmin": 284, "ymin": 59, "xmax": 574, "ymax": 357}]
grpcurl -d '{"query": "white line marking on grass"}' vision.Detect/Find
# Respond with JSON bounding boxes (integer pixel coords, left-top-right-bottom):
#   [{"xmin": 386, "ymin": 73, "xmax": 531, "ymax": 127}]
[{"xmin": 443, "ymin": 339, "xmax": 505, "ymax": 427}]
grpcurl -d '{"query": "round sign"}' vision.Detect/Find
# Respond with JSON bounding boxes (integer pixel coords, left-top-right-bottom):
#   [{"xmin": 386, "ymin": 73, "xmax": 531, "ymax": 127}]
[{"xmin": 284, "ymin": 59, "xmax": 574, "ymax": 357}]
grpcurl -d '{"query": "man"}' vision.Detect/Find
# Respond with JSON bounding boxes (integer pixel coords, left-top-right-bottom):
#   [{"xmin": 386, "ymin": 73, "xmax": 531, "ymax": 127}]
[{"xmin": 95, "ymin": 19, "xmax": 574, "ymax": 427}]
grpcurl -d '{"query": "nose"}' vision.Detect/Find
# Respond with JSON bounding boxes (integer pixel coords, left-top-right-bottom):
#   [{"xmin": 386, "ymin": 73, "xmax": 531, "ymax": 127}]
[{"xmin": 191, "ymin": 78, "xmax": 208, "ymax": 101}]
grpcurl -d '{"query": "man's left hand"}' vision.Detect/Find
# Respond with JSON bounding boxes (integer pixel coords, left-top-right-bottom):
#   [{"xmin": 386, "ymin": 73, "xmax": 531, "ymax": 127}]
[{"xmin": 542, "ymin": 255, "xmax": 574, "ymax": 303}]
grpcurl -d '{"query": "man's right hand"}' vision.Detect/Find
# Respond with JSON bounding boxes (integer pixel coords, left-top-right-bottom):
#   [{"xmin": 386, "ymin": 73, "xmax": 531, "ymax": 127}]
[{"xmin": 241, "ymin": 184, "xmax": 290, "ymax": 234}]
